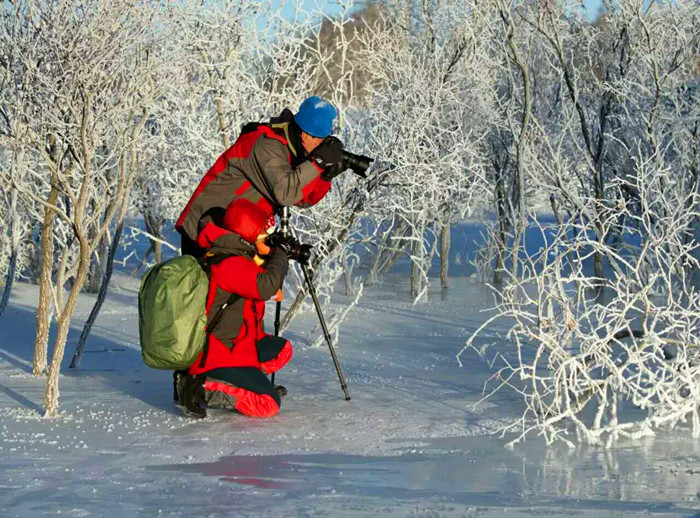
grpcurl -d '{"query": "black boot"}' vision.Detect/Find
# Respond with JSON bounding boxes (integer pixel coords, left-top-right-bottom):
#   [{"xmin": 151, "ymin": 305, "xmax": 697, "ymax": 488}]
[
  {"xmin": 177, "ymin": 374, "xmax": 207, "ymax": 419},
  {"xmin": 173, "ymin": 370, "xmax": 188, "ymax": 402}
]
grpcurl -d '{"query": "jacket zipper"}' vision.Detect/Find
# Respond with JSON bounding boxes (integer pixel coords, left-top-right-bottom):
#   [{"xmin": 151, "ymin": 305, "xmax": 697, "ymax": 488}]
[
  {"xmin": 224, "ymin": 297, "xmax": 245, "ymax": 352},
  {"xmin": 233, "ymin": 320, "xmax": 248, "ymax": 351},
  {"xmin": 251, "ymin": 301, "xmax": 260, "ymax": 340}
]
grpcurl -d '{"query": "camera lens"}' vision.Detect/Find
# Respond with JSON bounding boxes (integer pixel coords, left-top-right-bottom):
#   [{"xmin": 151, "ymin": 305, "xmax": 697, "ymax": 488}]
[{"xmin": 341, "ymin": 150, "xmax": 373, "ymax": 178}]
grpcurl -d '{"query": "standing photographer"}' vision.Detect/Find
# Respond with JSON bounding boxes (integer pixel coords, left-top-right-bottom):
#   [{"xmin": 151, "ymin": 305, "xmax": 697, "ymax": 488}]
[{"xmin": 176, "ymin": 96, "xmax": 345, "ymax": 258}]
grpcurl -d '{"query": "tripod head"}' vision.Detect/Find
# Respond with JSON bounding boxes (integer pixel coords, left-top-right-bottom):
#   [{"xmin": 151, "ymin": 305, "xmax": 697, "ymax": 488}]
[{"xmin": 267, "ymin": 207, "xmax": 311, "ymax": 265}]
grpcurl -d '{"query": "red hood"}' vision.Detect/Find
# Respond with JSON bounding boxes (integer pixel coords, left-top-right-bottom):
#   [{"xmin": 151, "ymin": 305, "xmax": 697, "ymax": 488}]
[{"xmin": 223, "ymin": 199, "xmax": 268, "ymax": 243}]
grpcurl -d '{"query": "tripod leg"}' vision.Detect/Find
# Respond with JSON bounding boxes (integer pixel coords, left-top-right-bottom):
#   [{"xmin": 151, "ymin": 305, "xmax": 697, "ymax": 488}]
[
  {"xmin": 301, "ymin": 264, "xmax": 351, "ymax": 401},
  {"xmin": 272, "ymin": 206, "xmax": 289, "ymax": 387},
  {"xmin": 271, "ymin": 300, "xmax": 282, "ymax": 385}
]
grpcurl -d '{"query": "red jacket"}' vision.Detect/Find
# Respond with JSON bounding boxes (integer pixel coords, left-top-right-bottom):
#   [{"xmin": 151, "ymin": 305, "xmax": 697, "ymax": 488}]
[{"xmin": 188, "ymin": 246, "xmax": 290, "ymax": 375}]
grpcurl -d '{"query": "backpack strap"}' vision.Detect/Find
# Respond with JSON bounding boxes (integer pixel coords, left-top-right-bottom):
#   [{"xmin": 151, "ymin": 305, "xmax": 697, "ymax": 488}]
[
  {"xmin": 197, "ymin": 251, "xmax": 240, "ymax": 369},
  {"xmin": 269, "ymin": 122, "xmax": 297, "ymax": 158},
  {"xmin": 199, "ymin": 291, "xmax": 237, "ymax": 369},
  {"xmin": 197, "ymin": 251, "xmax": 233, "ymax": 277}
]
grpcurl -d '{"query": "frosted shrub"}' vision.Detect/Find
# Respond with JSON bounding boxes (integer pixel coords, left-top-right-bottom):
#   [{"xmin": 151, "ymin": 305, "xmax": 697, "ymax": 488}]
[{"xmin": 462, "ymin": 165, "xmax": 700, "ymax": 447}]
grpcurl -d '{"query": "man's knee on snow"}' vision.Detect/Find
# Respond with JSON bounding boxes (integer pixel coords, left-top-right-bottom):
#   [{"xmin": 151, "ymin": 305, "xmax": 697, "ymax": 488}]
[
  {"xmin": 203, "ymin": 367, "xmax": 281, "ymax": 418},
  {"xmin": 236, "ymin": 390, "xmax": 280, "ymax": 417}
]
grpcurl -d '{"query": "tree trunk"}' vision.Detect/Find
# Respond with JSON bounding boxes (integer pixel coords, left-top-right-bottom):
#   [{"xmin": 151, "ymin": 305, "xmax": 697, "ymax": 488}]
[
  {"xmin": 144, "ymin": 213, "xmax": 164, "ymax": 265},
  {"xmin": 410, "ymin": 222, "xmax": 426, "ymax": 302},
  {"xmin": 367, "ymin": 223, "xmax": 404, "ymax": 285},
  {"xmin": 511, "ymin": 181, "xmax": 525, "ymax": 281},
  {"xmin": 410, "ymin": 242, "xmax": 420, "ymax": 300},
  {"xmin": 493, "ymin": 242, "xmax": 505, "ymax": 285},
  {"xmin": 380, "ymin": 245, "xmax": 405, "ymax": 274},
  {"xmin": 439, "ymin": 223, "xmax": 450, "ymax": 290},
  {"xmin": 379, "ymin": 224, "xmax": 409, "ymax": 277},
  {"xmin": 44, "ymin": 248, "xmax": 90, "ymax": 417},
  {"xmin": 366, "ymin": 248, "xmax": 383, "ymax": 286},
  {"xmin": 593, "ymin": 174, "xmax": 606, "ymax": 283},
  {"xmin": 593, "ymin": 181, "xmax": 606, "ymax": 283},
  {"xmin": 27, "ymin": 232, "xmax": 42, "ymax": 283},
  {"xmin": 279, "ymin": 276, "xmax": 308, "ymax": 331},
  {"xmin": 44, "ymin": 314, "xmax": 71, "ymax": 417},
  {"xmin": 1, "ymin": 190, "xmax": 20, "ymax": 317},
  {"xmin": 85, "ymin": 233, "xmax": 108, "ymax": 293},
  {"xmin": 492, "ymin": 169, "xmax": 511, "ymax": 286},
  {"xmin": 493, "ymin": 207, "xmax": 509, "ymax": 286},
  {"xmin": 153, "ymin": 240, "xmax": 162, "ymax": 265},
  {"xmin": 366, "ymin": 227, "xmax": 392, "ymax": 286},
  {"xmin": 0, "ymin": 247, "xmax": 18, "ymax": 318},
  {"xmin": 594, "ymin": 248, "xmax": 604, "ymax": 282},
  {"xmin": 503, "ymin": 9, "xmax": 531, "ymax": 281},
  {"xmin": 343, "ymin": 252, "xmax": 355, "ymax": 297},
  {"xmin": 33, "ymin": 184, "xmax": 59, "ymax": 376},
  {"xmin": 70, "ymin": 221, "xmax": 124, "ymax": 368}
]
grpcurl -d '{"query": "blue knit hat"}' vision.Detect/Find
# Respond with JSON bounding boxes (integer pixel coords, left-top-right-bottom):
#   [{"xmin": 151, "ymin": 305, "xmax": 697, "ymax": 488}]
[{"xmin": 294, "ymin": 96, "xmax": 337, "ymax": 138}]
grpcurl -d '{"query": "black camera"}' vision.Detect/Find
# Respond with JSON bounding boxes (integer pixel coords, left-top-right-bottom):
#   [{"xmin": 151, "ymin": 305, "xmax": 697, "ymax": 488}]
[
  {"xmin": 288, "ymin": 243, "xmax": 312, "ymax": 265},
  {"xmin": 341, "ymin": 149, "xmax": 374, "ymax": 178},
  {"xmin": 265, "ymin": 232, "xmax": 312, "ymax": 265}
]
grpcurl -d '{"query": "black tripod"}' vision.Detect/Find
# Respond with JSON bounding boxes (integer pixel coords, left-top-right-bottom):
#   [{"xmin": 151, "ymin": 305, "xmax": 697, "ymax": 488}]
[{"xmin": 272, "ymin": 207, "xmax": 351, "ymax": 401}]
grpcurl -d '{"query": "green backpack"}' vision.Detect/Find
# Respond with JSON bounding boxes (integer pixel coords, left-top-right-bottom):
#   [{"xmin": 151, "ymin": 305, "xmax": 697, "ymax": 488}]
[{"xmin": 138, "ymin": 255, "xmax": 209, "ymax": 369}]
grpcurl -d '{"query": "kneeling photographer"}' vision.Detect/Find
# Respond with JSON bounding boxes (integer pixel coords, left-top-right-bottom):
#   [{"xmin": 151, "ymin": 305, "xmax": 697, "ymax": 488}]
[{"xmin": 176, "ymin": 199, "xmax": 311, "ymax": 419}]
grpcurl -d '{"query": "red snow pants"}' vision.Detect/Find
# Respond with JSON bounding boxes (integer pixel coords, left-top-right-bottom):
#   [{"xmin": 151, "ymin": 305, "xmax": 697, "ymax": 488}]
[{"xmin": 203, "ymin": 335, "xmax": 291, "ymax": 417}]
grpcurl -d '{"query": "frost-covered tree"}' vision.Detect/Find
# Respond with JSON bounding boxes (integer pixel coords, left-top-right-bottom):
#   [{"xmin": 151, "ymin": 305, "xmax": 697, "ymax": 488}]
[
  {"xmin": 356, "ymin": 0, "xmax": 492, "ymax": 300},
  {"xmin": 464, "ymin": 161, "xmax": 700, "ymax": 447},
  {"xmin": 469, "ymin": 0, "xmax": 542, "ymax": 284},
  {"xmin": 0, "ymin": 155, "xmax": 33, "ymax": 317},
  {"xmin": 464, "ymin": 0, "xmax": 700, "ymax": 446},
  {"xmin": 2, "ymin": 0, "xmax": 163, "ymax": 415},
  {"xmin": 0, "ymin": 3, "xmax": 46, "ymax": 313},
  {"xmin": 129, "ymin": 0, "xmax": 267, "ymax": 267}
]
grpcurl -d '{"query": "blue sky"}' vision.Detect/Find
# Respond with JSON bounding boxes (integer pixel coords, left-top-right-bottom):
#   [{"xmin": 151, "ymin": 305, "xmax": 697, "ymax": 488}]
[
  {"xmin": 269, "ymin": 0, "xmax": 608, "ymax": 22},
  {"xmin": 582, "ymin": 0, "xmax": 606, "ymax": 18},
  {"xmin": 270, "ymin": 0, "xmax": 344, "ymax": 19}
]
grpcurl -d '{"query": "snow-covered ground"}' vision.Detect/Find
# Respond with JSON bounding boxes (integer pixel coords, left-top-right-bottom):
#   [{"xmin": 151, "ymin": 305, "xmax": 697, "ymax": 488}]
[{"xmin": 2, "ymin": 263, "xmax": 700, "ymax": 516}]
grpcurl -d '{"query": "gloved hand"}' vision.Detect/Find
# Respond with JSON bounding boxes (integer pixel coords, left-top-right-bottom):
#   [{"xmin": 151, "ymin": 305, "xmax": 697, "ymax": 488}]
[
  {"xmin": 309, "ymin": 136, "xmax": 344, "ymax": 181},
  {"xmin": 266, "ymin": 232, "xmax": 312, "ymax": 265},
  {"xmin": 267, "ymin": 233, "xmax": 299, "ymax": 257},
  {"xmin": 265, "ymin": 231, "xmax": 289, "ymax": 249}
]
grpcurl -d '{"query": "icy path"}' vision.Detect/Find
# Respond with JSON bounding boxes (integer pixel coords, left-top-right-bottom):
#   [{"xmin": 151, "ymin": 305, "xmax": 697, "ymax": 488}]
[{"xmin": 1, "ymin": 273, "xmax": 699, "ymax": 517}]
